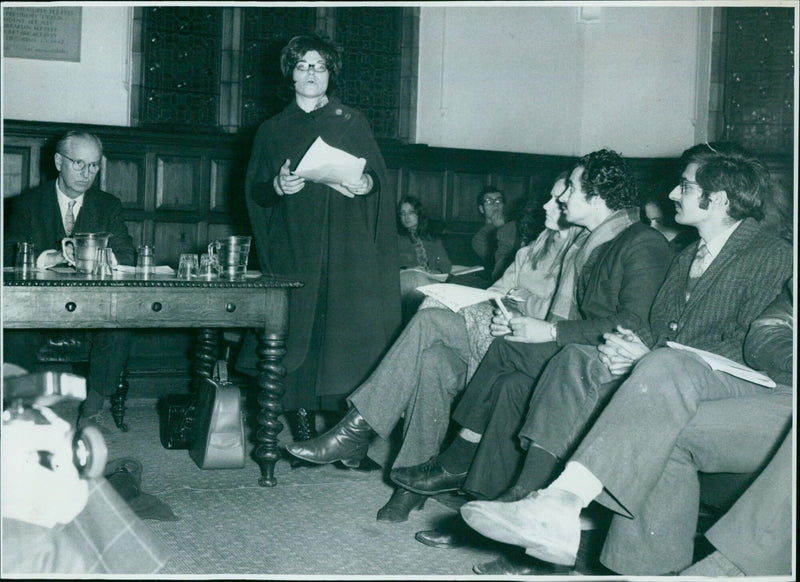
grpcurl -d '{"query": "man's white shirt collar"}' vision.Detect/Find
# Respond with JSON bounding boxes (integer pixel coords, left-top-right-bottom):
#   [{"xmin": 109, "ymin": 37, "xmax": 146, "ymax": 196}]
[
  {"xmin": 701, "ymin": 220, "xmax": 742, "ymax": 260},
  {"xmin": 55, "ymin": 181, "xmax": 84, "ymax": 226}
]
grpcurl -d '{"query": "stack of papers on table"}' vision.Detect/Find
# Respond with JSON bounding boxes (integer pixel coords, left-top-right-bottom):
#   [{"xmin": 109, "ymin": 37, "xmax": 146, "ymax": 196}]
[
  {"xmin": 294, "ymin": 137, "xmax": 366, "ymax": 197},
  {"xmin": 417, "ymin": 283, "xmax": 503, "ymax": 312},
  {"xmin": 666, "ymin": 341, "xmax": 776, "ymax": 388}
]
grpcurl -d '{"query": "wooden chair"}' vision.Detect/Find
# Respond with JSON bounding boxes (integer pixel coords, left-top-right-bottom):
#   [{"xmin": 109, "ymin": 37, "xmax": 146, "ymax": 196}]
[{"xmin": 35, "ymin": 333, "xmax": 131, "ymax": 431}]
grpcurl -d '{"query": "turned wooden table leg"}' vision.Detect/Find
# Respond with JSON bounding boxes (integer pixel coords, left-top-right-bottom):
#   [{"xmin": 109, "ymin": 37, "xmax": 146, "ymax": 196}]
[
  {"xmin": 195, "ymin": 328, "xmax": 220, "ymax": 391},
  {"xmin": 109, "ymin": 367, "xmax": 130, "ymax": 432},
  {"xmin": 254, "ymin": 328, "xmax": 286, "ymax": 487}
]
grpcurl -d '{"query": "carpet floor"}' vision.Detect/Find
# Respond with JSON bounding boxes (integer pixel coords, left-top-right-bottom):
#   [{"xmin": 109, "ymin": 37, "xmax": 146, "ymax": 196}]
[{"xmin": 61, "ymin": 397, "xmax": 611, "ymax": 578}]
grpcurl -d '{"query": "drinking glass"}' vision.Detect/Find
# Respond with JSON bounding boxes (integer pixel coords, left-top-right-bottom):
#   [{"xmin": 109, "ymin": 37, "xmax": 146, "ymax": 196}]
[
  {"xmin": 177, "ymin": 253, "xmax": 199, "ymax": 279},
  {"xmin": 93, "ymin": 248, "xmax": 114, "ymax": 277},
  {"xmin": 198, "ymin": 253, "xmax": 216, "ymax": 279},
  {"xmin": 15, "ymin": 242, "xmax": 36, "ymax": 273},
  {"xmin": 137, "ymin": 245, "xmax": 155, "ymax": 277}
]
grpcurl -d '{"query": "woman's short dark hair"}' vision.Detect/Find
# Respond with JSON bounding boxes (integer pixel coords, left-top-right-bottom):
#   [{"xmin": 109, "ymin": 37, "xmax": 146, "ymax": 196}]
[
  {"xmin": 680, "ymin": 141, "xmax": 768, "ymax": 221},
  {"xmin": 280, "ymin": 34, "xmax": 342, "ymax": 91},
  {"xmin": 397, "ymin": 195, "xmax": 433, "ymax": 239}
]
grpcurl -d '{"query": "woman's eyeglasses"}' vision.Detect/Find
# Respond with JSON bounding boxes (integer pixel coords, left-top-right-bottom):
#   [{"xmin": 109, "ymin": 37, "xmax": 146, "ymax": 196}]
[
  {"xmin": 295, "ymin": 62, "xmax": 328, "ymax": 73},
  {"xmin": 60, "ymin": 153, "xmax": 101, "ymax": 173}
]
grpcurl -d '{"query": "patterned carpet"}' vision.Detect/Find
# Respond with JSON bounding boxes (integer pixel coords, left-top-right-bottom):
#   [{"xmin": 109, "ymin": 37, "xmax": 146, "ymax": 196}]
[{"xmin": 90, "ymin": 398, "xmax": 562, "ymax": 577}]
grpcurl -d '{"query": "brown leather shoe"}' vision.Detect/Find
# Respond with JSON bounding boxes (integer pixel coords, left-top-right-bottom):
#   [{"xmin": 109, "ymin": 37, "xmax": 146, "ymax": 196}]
[
  {"xmin": 390, "ymin": 456, "xmax": 467, "ymax": 495},
  {"xmin": 415, "ymin": 520, "xmax": 487, "ymax": 549},
  {"xmin": 376, "ymin": 488, "xmax": 426, "ymax": 522},
  {"xmin": 284, "ymin": 408, "xmax": 373, "ymax": 468}
]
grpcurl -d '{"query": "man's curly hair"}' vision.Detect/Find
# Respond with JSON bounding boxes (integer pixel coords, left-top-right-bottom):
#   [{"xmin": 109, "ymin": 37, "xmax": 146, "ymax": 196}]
[{"xmin": 573, "ymin": 148, "xmax": 639, "ymax": 210}]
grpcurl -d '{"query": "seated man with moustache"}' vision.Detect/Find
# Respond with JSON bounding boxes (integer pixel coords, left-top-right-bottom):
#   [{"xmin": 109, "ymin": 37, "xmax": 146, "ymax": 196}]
[
  {"xmin": 392, "ymin": 148, "xmax": 672, "ymax": 509},
  {"xmin": 459, "ymin": 143, "xmax": 793, "ymax": 576}
]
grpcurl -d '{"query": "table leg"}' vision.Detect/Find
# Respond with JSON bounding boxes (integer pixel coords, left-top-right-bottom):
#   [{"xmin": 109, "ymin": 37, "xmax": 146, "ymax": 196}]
[
  {"xmin": 253, "ymin": 328, "xmax": 287, "ymax": 487},
  {"xmin": 109, "ymin": 367, "xmax": 130, "ymax": 432},
  {"xmin": 195, "ymin": 328, "xmax": 220, "ymax": 391}
]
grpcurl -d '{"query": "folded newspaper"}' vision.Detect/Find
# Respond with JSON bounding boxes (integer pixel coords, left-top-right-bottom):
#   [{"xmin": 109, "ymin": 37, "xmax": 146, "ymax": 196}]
[
  {"xmin": 666, "ymin": 341, "xmax": 776, "ymax": 388},
  {"xmin": 294, "ymin": 136, "xmax": 366, "ymax": 197},
  {"xmin": 418, "ymin": 283, "xmax": 503, "ymax": 312}
]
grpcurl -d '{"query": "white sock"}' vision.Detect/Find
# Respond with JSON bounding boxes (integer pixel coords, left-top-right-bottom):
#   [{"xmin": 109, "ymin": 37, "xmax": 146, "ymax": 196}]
[
  {"xmin": 458, "ymin": 427, "xmax": 482, "ymax": 443},
  {"xmin": 548, "ymin": 461, "xmax": 603, "ymax": 508}
]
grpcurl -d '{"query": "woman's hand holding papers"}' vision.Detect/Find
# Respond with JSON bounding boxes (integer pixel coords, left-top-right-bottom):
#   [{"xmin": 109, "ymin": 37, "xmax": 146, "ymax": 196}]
[
  {"xmin": 274, "ymin": 158, "xmax": 306, "ymax": 195},
  {"xmin": 341, "ymin": 173, "xmax": 373, "ymax": 196}
]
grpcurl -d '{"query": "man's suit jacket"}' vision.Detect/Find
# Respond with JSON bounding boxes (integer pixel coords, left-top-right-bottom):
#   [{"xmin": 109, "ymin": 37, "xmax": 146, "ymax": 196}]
[
  {"xmin": 4, "ymin": 180, "xmax": 136, "ymax": 267},
  {"xmin": 649, "ymin": 217, "xmax": 793, "ymax": 366},
  {"xmin": 555, "ymin": 222, "xmax": 673, "ymax": 346}
]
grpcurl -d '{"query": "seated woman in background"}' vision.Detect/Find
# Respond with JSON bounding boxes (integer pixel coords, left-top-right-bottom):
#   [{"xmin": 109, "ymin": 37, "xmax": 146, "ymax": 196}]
[
  {"xmin": 285, "ymin": 173, "xmax": 583, "ymax": 523},
  {"xmin": 397, "ymin": 196, "xmax": 452, "ymax": 320}
]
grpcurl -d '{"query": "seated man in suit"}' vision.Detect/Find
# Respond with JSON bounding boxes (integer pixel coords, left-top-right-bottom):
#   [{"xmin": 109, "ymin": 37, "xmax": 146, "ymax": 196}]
[
  {"xmin": 392, "ymin": 148, "xmax": 672, "ymax": 504},
  {"xmin": 3, "ymin": 130, "xmax": 137, "ymax": 428},
  {"xmin": 458, "ymin": 143, "xmax": 793, "ymax": 575}
]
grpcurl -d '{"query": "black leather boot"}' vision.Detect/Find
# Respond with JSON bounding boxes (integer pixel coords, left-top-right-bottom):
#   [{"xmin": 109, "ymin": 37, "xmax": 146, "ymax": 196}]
[{"xmin": 285, "ymin": 407, "xmax": 373, "ymax": 468}]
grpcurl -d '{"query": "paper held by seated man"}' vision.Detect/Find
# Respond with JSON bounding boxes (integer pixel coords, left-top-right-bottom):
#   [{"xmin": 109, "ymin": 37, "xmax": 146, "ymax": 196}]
[
  {"xmin": 666, "ymin": 341, "xmax": 776, "ymax": 388},
  {"xmin": 294, "ymin": 136, "xmax": 366, "ymax": 197}
]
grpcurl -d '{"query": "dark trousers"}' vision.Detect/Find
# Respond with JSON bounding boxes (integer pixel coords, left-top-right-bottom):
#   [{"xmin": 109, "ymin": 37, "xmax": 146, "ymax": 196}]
[
  {"xmin": 4, "ymin": 330, "xmax": 132, "ymax": 415},
  {"xmin": 452, "ymin": 337, "xmax": 559, "ymax": 433},
  {"xmin": 452, "ymin": 337, "xmax": 560, "ymax": 499},
  {"xmin": 461, "ymin": 370, "xmax": 533, "ymax": 499}
]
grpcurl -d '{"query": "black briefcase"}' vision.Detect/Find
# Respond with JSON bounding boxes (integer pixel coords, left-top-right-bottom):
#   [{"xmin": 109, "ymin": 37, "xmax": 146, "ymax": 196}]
[{"xmin": 158, "ymin": 393, "xmax": 196, "ymax": 450}]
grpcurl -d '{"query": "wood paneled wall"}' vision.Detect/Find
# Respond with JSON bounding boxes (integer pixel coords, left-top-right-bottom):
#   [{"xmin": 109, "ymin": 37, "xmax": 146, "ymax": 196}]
[{"xmin": 4, "ymin": 120, "xmax": 793, "ymax": 394}]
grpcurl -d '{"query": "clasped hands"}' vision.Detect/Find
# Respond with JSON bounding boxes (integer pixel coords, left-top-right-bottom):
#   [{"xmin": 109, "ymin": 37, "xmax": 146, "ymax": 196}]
[
  {"xmin": 597, "ymin": 325, "xmax": 651, "ymax": 376},
  {"xmin": 274, "ymin": 158, "xmax": 372, "ymax": 197}
]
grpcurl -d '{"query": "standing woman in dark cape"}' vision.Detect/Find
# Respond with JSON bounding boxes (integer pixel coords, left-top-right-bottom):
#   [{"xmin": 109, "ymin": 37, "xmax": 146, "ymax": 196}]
[{"xmin": 245, "ymin": 34, "xmax": 401, "ymax": 420}]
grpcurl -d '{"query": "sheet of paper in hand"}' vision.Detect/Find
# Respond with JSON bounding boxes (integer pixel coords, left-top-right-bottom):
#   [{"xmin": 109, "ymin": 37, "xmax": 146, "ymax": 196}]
[
  {"xmin": 665, "ymin": 341, "xmax": 777, "ymax": 388},
  {"xmin": 418, "ymin": 283, "xmax": 504, "ymax": 312},
  {"xmin": 294, "ymin": 136, "xmax": 367, "ymax": 197}
]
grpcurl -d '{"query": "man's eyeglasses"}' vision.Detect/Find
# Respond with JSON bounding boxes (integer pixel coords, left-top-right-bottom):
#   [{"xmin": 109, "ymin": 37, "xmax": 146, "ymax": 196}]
[
  {"xmin": 679, "ymin": 179, "xmax": 700, "ymax": 196},
  {"xmin": 295, "ymin": 62, "xmax": 328, "ymax": 73},
  {"xmin": 483, "ymin": 198, "xmax": 504, "ymax": 206},
  {"xmin": 60, "ymin": 153, "xmax": 101, "ymax": 174}
]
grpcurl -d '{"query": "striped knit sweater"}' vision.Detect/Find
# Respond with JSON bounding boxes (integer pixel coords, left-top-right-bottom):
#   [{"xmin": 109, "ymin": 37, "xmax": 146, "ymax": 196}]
[{"xmin": 649, "ymin": 217, "xmax": 793, "ymax": 366}]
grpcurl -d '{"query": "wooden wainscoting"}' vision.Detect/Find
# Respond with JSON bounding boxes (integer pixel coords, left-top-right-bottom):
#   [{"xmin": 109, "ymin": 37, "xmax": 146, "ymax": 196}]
[{"xmin": 4, "ymin": 120, "xmax": 793, "ymax": 396}]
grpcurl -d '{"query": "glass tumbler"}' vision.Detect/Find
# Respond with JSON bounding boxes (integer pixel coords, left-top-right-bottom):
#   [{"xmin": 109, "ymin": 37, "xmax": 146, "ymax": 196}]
[
  {"xmin": 93, "ymin": 248, "xmax": 114, "ymax": 277},
  {"xmin": 198, "ymin": 253, "xmax": 216, "ymax": 279},
  {"xmin": 15, "ymin": 242, "xmax": 36, "ymax": 273},
  {"xmin": 177, "ymin": 253, "xmax": 199, "ymax": 279},
  {"xmin": 137, "ymin": 244, "xmax": 155, "ymax": 277}
]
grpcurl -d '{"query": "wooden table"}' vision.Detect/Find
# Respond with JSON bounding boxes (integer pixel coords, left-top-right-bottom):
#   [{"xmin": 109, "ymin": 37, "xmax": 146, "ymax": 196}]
[{"xmin": 3, "ymin": 269, "xmax": 302, "ymax": 487}]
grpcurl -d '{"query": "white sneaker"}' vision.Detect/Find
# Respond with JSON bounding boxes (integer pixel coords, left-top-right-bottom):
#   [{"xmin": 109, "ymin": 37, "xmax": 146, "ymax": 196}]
[{"xmin": 460, "ymin": 488, "xmax": 581, "ymax": 566}]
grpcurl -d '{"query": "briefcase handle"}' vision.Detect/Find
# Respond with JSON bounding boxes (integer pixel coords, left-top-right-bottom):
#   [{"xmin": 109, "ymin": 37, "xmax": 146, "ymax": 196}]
[{"xmin": 213, "ymin": 360, "xmax": 228, "ymax": 383}]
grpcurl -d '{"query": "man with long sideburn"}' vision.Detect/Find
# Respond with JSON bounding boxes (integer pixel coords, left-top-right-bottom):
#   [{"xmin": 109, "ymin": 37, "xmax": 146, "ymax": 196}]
[{"xmin": 458, "ymin": 142, "xmax": 793, "ymax": 575}]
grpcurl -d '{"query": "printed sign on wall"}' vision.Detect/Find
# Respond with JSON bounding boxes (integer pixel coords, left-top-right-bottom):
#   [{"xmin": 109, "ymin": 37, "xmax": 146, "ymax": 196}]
[{"xmin": 4, "ymin": 7, "xmax": 82, "ymax": 62}]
